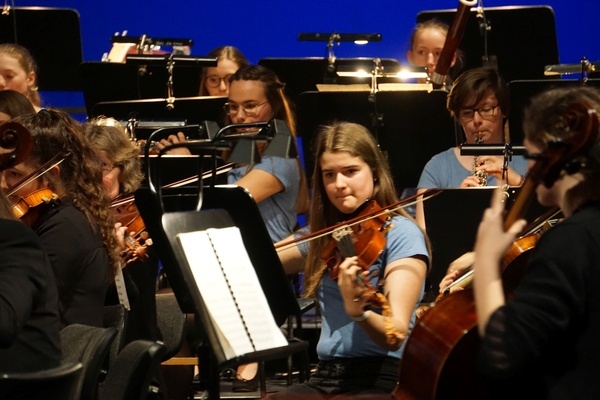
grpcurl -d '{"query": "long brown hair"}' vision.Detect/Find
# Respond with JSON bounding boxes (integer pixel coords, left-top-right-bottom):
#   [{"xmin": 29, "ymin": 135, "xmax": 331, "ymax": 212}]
[
  {"xmin": 13, "ymin": 109, "xmax": 122, "ymax": 279},
  {"xmin": 303, "ymin": 121, "xmax": 430, "ymax": 297},
  {"xmin": 228, "ymin": 64, "xmax": 310, "ymax": 214}
]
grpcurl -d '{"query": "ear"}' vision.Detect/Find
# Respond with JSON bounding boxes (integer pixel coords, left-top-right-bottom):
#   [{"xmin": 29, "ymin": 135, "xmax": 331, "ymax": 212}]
[
  {"xmin": 406, "ymin": 50, "xmax": 414, "ymax": 65},
  {"xmin": 450, "ymin": 52, "xmax": 458, "ymax": 68},
  {"xmin": 47, "ymin": 165, "xmax": 60, "ymax": 179},
  {"xmin": 26, "ymin": 71, "xmax": 36, "ymax": 89}
]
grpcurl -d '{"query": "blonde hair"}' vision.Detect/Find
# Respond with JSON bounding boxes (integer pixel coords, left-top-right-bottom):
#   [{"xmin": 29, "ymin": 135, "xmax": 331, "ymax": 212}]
[{"xmin": 0, "ymin": 44, "xmax": 41, "ymax": 108}]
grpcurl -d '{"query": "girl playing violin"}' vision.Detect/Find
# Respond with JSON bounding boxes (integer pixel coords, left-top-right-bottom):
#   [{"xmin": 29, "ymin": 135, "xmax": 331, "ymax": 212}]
[
  {"xmin": 85, "ymin": 117, "xmax": 161, "ymax": 344},
  {"xmin": 1, "ymin": 109, "xmax": 121, "ymax": 328},
  {"xmin": 270, "ymin": 121, "xmax": 430, "ymax": 399},
  {"xmin": 472, "ymin": 86, "xmax": 600, "ymax": 398}
]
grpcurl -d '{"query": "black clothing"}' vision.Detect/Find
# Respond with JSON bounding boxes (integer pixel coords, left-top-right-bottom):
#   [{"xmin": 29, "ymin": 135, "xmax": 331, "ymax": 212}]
[
  {"xmin": 478, "ymin": 202, "xmax": 600, "ymax": 399},
  {"xmin": 0, "ymin": 219, "xmax": 62, "ymax": 373},
  {"xmin": 33, "ymin": 199, "xmax": 110, "ymax": 327}
]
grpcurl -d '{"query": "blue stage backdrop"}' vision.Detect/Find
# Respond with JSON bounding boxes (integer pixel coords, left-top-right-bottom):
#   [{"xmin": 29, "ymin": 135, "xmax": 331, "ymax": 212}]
[{"xmin": 6, "ymin": 0, "xmax": 600, "ymax": 115}]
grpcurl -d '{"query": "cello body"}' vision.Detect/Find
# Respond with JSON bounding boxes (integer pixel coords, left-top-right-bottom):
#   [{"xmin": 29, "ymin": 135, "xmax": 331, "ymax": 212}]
[{"xmin": 393, "ymin": 234, "xmax": 539, "ymax": 400}]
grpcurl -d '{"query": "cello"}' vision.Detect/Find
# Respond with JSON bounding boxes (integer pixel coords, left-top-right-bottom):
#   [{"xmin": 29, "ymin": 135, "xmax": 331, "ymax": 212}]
[{"xmin": 393, "ymin": 101, "xmax": 599, "ymax": 400}]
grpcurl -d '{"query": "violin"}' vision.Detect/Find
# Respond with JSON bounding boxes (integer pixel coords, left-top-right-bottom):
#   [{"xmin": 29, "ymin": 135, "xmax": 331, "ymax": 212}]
[
  {"xmin": 112, "ymin": 198, "xmax": 151, "ymax": 264},
  {"xmin": 12, "ymin": 188, "xmax": 60, "ymax": 226},
  {"xmin": 319, "ymin": 199, "xmax": 404, "ymax": 346}
]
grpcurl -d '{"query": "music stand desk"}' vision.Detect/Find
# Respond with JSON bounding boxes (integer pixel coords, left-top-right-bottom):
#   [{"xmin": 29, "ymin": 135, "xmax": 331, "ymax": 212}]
[{"xmin": 296, "ymin": 89, "xmax": 456, "ymax": 191}]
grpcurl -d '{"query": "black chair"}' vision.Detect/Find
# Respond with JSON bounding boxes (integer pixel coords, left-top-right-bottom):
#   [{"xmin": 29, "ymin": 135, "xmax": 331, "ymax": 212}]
[
  {"xmin": 60, "ymin": 324, "xmax": 118, "ymax": 400},
  {"xmin": 97, "ymin": 340, "xmax": 167, "ymax": 400},
  {"xmin": 0, "ymin": 362, "xmax": 83, "ymax": 400},
  {"xmin": 103, "ymin": 304, "xmax": 129, "ymax": 365},
  {"xmin": 155, "ymin": 292, "xmax": 187, "ymax": 362}
]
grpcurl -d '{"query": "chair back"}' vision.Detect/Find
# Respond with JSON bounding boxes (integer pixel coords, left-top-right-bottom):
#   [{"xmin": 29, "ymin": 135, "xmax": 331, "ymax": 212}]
[
  {"xmin": 0, "ymin": 361, "xmax": 83, "ymax": 400},
  {"xmin": 60, "ymin": 324, "xmax": 118, "ymax": 400},
  {"xmin": 98, "ymin": 340, "xmax": 167, "ymax": 400},
  {"xmin": 103, "ymin": 304, "xmax": 129, "ymax": 365},
  {"xmin": 155, "ymin": 293, "xmax": 186, "ymax": 361}
]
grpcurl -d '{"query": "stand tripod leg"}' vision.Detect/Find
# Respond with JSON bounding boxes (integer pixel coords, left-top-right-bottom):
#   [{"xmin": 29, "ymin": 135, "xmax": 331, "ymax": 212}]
[{"xmin": 196, "ymin": 343, "xmax": 220, "ymax": 400}]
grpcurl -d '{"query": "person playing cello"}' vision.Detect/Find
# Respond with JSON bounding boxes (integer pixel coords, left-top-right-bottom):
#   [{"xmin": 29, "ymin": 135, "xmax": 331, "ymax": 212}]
[
  {"xmin": 269, "ymin": 121, "xmax": 430, "ymax": 399},
  {"xmin": 473, "ymin": 86, "xmax": 600, "ymax": 398}
]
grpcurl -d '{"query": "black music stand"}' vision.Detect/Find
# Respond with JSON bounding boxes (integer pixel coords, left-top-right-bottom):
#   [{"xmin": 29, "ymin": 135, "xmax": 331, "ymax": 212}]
[
  {"xmin": 80, "ymin": 61, "xmax": 213, "ymax": 115},
  {"xmin": 258, "ymin": 57, "xmax": 401, "ymax": 102},
  {"xmin": 0, "ymin": 7, "xmax": 83, "ymax": 91},
  {"xmin": 508, "ymin": 79, "xmax": 600, "ymax": 145},
  {"xmin": 296, "ymin": 90, "xmax": 455, "ymax": 192},
  {"xmin": 90, "ymin": 96, "xmax": 227, "ymax": 129},
  {"xmin": 421, "ymin": 188, "xmax": 552, "ymax": 303},
  {"xmin": 417, "ymin": 5, "xmax": 559, "ymax": 83}
]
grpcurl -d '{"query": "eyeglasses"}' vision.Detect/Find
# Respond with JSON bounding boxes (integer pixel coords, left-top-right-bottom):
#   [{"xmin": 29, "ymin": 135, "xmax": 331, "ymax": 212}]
[
  {"xmin": 223, "ymin": 101, "xmax": 269, "ymax": 117},
  {"xmin": 206, "ymin": 74, "xmax": 232, "ymax": 88},
  {"xmin": 458, "ymin": 105, "xmax": 500, "ymax": 121}
]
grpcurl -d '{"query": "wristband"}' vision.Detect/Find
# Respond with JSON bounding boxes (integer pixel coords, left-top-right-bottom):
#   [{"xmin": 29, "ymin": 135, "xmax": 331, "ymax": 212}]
[{"xmin": 351, "ymin": 310, "xmax": 371, "ymax": 322}]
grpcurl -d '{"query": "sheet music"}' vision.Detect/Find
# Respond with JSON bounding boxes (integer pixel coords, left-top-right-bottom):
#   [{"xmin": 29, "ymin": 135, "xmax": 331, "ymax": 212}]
[{"xmin": 177, "ymin": 226, "xmax": 287, "ymax": 360}]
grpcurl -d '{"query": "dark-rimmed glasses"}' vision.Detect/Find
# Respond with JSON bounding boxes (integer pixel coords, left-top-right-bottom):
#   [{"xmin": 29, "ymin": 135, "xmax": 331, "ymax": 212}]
[{"xmin": 458, "ymin": 105, "xmax": 500, "ymax": 121}]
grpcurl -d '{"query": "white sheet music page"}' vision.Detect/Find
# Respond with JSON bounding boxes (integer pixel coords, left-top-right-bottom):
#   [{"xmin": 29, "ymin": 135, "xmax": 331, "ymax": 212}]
[{"xmin": 177, "ymin": 226, "xmax": 287, "ymax": 360}]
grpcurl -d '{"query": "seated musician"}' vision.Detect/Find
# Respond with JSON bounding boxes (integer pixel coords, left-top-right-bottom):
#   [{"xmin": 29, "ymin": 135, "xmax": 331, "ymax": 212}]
[
  {"xmin": 0, "ymin": 133, "xmax": 61, "ymax": 373},
  {"xmin": 472, "ymin": 85, "xmax": 600, "ymax": 398},
  {"xmin": 1, "ymin": 109, "xmax": 121, "ymax": 328},
  {"xmin": 158, "ymin": 64, "xmax": 308, "ymax": 392},
  {"xmin": 269, "ymin": 121, "xmax": 430, "ymax": 399},
  {"xmin": 415, "ymin": 67, "xmax": 528, "ymax": 230},
  {"xmin": 85, "ymin": 117, "xmax": 161, "ymax": 343},
  {"xmin": 198, "ymin": 46, "xmax": 249, "ymax": 97}
]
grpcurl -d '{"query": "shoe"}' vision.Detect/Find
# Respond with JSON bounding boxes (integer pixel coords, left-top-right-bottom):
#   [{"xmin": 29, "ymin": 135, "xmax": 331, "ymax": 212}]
[{"xmin": 232, "ymin": 374, "xmax": 259, "ymax": 392}]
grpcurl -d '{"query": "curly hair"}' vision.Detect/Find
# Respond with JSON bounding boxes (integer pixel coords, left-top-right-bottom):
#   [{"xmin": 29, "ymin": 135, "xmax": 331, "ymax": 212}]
[
  {"xmin": 13, "ymin": 109, "xmax": 122, "ymax": 279},
  {"xmin": 85, "ymin": 117, "xmax": 143, "ymax": 195}
]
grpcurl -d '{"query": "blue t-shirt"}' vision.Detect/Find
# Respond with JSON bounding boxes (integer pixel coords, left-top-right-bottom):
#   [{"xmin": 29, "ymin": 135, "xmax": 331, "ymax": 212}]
[
  {"xmin": 418, "ymin": 147, "xmax": 528, "ymax": 189},
  {"xmin": 228, "ymin": 155, "xmax": 300, "ymax": 242},
  {"xmin": 298, "ymin": 215, "xmax": 429, "ymax": 360}
]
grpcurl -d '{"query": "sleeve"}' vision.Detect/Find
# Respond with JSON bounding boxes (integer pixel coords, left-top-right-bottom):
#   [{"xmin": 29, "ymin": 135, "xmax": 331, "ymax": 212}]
[
  {"xmin": 418, "ymin": 152, "xmax": 449, "ymax": 189},
  {"xmin": 0, "ymin": 220, "xmax": 48, "ymax": 347},
  {"xmin": 254, "ymin": 156, "xmax": 299, "ymax": 191}
]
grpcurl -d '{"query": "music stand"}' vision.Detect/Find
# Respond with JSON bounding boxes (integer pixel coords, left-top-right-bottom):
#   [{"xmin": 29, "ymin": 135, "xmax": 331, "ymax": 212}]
[
  {"xmin": 80, "ymin": 61, "xmax": 212, "ymax": 115},
  {"xmin": 91, "ymin": 96, "xmax": 227, "ymax": 128},
  {"xmin": 296, "ymin": 90, "xmax": 455, "ymax": 192},
  {"xmin": 417, "ymin": 6, "xmax": 559, "ymax": 83},
  {"xmin": 259, "ymin": 57, "xmax": 401, "ymax": 102},
  {"xmin": 0, "ymin": 7, "xmax": 83, "ymax": 91},
  {"xmin": 508, "ymin": 79, "xmax": 600, "ymax": 145},
  {"xmin": 421, "ymin": 187, "xmax": 553, "ymax": 303}
]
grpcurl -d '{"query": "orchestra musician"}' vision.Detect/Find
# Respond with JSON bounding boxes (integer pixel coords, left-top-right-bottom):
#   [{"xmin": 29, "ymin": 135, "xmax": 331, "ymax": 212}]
[
  {"xmin": 1, "ymin": 109, "xmax": 121, "ymax": 328},
  {"xmin": 269, "ymin": 121, "xmax": 430, "ymax": 399},
  {"xmin": 85, "ymin": 117, "xmax": 161, "ymax": 343},
  {"xmin": 415, "ymin": 67, "xmax": 528, "ymax": 230},
  {"xmin": 406, "ymin": 18, "xmax": 463, "ymax": 89},
  {"xmin": 472, "ymin": 86, "xmax": 600, "ymax": 398},
  {"xmin": 199, "ymin": 45, "xmax": 249, "ymax": 97},
  {"xmin": 159, "ymin": 64, "xmax": 308, "ymax": 392},
  {"xmin": 0, "ymin": 129, "xmax": 62, "ymax": 373},
  {"xmin": 0, "ymin": 44, "xmax": 43, "ymax": 112}
]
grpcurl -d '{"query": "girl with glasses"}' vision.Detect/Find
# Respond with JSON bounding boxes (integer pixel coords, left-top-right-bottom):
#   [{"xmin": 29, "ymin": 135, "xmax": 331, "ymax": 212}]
[
  {"xmin": 199, "ymin": 46, "xmax": 249, "ymax": 97},
  {"xmin": 415, "ymin": 67, "xmax": 529, "ymax": 230}
]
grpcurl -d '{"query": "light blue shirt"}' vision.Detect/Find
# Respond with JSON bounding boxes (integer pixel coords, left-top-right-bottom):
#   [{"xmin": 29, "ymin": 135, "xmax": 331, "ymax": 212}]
[
  {"xmin": 228, "ymin": 155, "xmax": 300, "ymax": 242},
  {"xmin": 418, "ymin": 147, "xmax": 528, "ymax": 189},
  {"xmin": 298, "ymin": 215, "xmax": 429, "ymax": 360}
]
